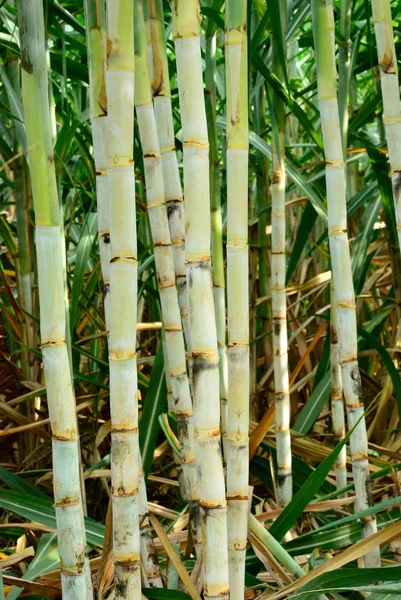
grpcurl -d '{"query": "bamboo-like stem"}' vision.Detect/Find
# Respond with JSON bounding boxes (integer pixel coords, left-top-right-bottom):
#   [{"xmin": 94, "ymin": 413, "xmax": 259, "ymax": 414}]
[
  {"xmin": 205, "ymin": 3, "xmax": 228, "ymax": 458},
  {"xmin": 138, "ymin": 461, "xmax": 163, "ymax": 588},
  {"xmin": 85, "ymin": 0, "xmax": 161, "ymax": 587},
  {"xmin": 330, "ymin": 281, "xmax": 347, "ymax": 494},
  {"xmin": 226, "ymin": 1, "xmax": 249, "ymax": 596},
  {"xmin": 271, "ymin": 2, "xmax": 292, "ymax": 507},
  {"xmin": 84, "ymin": 0, "xmax": 109, "ymax": 326},
  {"xmin": 338, "ymin": 0, "xmax": 352, "ymax": 157},
  {"xmin": 7, "ymin": 51, "xmax": 33, "ymax": 381},
  {"xmin": 311, "ymin": 0, "xmax": 380, "ymax": 568},
  {"xmin": 172, "ymin": 2, "xmax": 229, "ymax": 598},
  {"xmin": 134, "ymin": 0, "xmax": 199, "ymax": 549},
  {"xmin": 255, "ymin": 86, "xmax": 271, "ymax": 397},
  {"xmin": 148, "ymin": 0, "xmax": 190, "ymax": 352},
  {"xmin": 106, "ymin": 1, "xmax": 141, "ymax": 595},
  {"xmin": 371, "ymin": 0, "xmax": 401, "ymax": 252},
  {"xmin": 17, "ymin": 1, "xmax": 92, "ymax": 597}
]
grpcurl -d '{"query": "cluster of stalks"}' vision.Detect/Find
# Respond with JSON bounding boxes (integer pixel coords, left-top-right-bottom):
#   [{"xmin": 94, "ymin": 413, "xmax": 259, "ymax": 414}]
[{"xmin": 13, "ymin": 0, "xmax": 399, "ymax": 597}]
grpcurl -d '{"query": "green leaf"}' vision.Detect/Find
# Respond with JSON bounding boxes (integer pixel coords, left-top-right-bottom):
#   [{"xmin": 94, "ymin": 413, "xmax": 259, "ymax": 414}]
[
  {"xmin": 358, "ymin": 327, "xmax": 401, "ymax": 422},
  {"xmin": 295, "ymin": 565, "xmax": 401, "ymax": 599},
  {"xmin": 0, "ymin": 215, "xmax": 17, "ymax": 256},
  {"xmin": 269, "ymin": 431, "xmax": 352, "ymax": 541},
  {"xmin": 70, "ymin": 212, "xmax": 98, "ymax": 330},
  {"xmin": 0, "ymin": 489, "xmax": 104, "ymax": 547},
  {"xmin": 1, "ymin": 71, "xmax": 27, "ymax": 152},
  {"xmin": 351, "ymin": 195, "xmax": 381, "ymax": 293},
  {"xmin": 252, "ymin": 53, "xmax": 323, "ymax": 151},
  {"xmin": 142, "ymin": 590, "xmax": 191, "ymax": 600},
  {"xmin": 292, "ymin": 370, "xmax": 331, "ymax": 435},
  {"xmin": 23, "ymin": 533, "xmax": 59, "ymax": 580},
  {"xmin": 286, "ymin": 200, "xmax": 318, "ymax": 283},
  {"xmin": 249, "ymin": 131, "xmax": 327, "ymax": 220},
  {"xmin": 139, "ymin": 342, "xmax": 167, "ymax": 477},
  {"xmin": 0, "ymin": 466, "xmax": 51, "ymax": 501}
]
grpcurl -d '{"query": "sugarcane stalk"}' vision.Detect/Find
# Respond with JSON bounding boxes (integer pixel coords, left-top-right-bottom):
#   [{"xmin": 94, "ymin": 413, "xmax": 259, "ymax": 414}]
[
  {"xmin": 271, "ymin": 1, "xmax": 292, "ymax": 507},
  {"xmin": 172, "ymin": 2, "xmax": 229, "ymax": 598},
  {"xmin": 134, "ymin": 0, "xmax": 199, "ymax": 550},
  {"xmin": 226, "ymin": 0, "xmax": 249, "ymax": 596},
  {"xmin": 85, "ymin": 0, "xmax": 161, "ymax": 587},
  {"xmin": 106, "ymin": 0, "xmax": 141, "ymax": 595},
  {"xmin": 84, "ymin": 0, "xmax": 109, "ymax": 324},
  {"xmin": 148, "ymin": 0, "xmax": 190, "ymax": 352},
  {"xmin": 371, "ymin": 0, "xmax": 401, "ymax": 253},
  {"xmin": 311, "ymin": 0, "xmax": 380, "ymax": 568},
  {"xmin": 205, "ymin": 1, "xmax": 228, "ymax": 458},
  {"xmin": 330, "ymin": 281, "xmax": 347, "ymax": 494},
  {"xmin": 17, "ymin": 1, "xmax": 92, "ymax": 597}
]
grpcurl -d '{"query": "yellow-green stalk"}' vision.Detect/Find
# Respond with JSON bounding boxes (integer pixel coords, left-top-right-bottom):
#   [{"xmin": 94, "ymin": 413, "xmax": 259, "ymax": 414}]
[
  {"xmin": 172, "ymin": 2, "xmax": 229, "ymax": 598},
  {"xmin": 205, "ymin": 1, "xmax": 229, "ymax": 457},
  {"xmin": 106, "ymin": 1, "xmax": 141, "ymax": 595},
  {"xmin": 148, "ymin": 0, "xmax": 190, "ymax": 350},
  {"xmin": 134, "ymin": 0, "xmax": 199, "ymax": 548},
  {"xmin": 84, "ymin": 0, "xmax": 109, "ymax": 323},
  {"xmin": 17, "ymin": 1, "xmax": 92, "ymax": 597},
  {"xmin": 271, "ymin": 1, "xmax": 292, "ymax": 506},
  {"xmin": 226, "ymin": 0, "xmax": 249, "ymax": 595},
  {"xmin": 311, "ymin": 0, "xmax": 380, "ymax": 568},
  {"xmin": 371, "ymin": 0, "xmax": 401, "ymax": 250}
]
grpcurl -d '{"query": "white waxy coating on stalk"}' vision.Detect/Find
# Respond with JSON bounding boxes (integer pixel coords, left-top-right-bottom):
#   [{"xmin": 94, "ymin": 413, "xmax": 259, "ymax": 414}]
[
  {"xmin": 148, "ymin": 0, "xmax": 190, "ymax": 349},
  {"xmin": 311, "ymin": 0, "xmax": 380, "ymax": 568},
  {"xmin": 134, "ymin": 0, "xmax": 199, "ymax": 545},
  {"xmin": 17, "ymin": 1, "xmax": 91, "ymax": 595},
  {"xmin": 84, "ymin": 1, "xmax": 160, "ymax": 585},
  {"xmin": 270, "ymin": 1, "xmax": 292, "ymax": 507},
  {"xmin": 226, "ymin": 4, "xmax": 249, "ymax": 595},
  {"xmin": 371, "ymin": 0, "xmax": 401, "ymax": 250},
  {"xmin": 106, "ymin": 0, "xmax": 141, "ymax": 595},
  {"xmin": 173, "ymin": 2, "xmax": 229, "ymax": 598}
]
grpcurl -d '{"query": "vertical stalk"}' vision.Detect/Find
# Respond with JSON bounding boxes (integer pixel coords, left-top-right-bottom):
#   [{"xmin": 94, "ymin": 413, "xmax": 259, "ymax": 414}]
[
  {"xmin": 7, "ymin": 46, "xmax": 33, "ymax": 381},
  {"xmin": 338, "ymin": 0, "xmax": 352, "ymax": 156},
  {"xmin": 84, "ymin": 0, "xmax": 109, "ymax": 324},
  {"xmin": 17, "ymin": 1, "xmax": 92, "ymax": 597},
  {"xmin": 330, "ymin": 281, "xmax": 347, "ymax": 494},
  {"xmin": 311, "ymin": 0, "xmax": 380, "ymax": 568},
  {"xmin": 328, "ymin": 0, "xmax": 347, "ymax": 497},
  {"xmin": 134, "ymin": 0, "xmax": 199, "ymax": 550},
  {"xmin": 172, "ymin": 2, "xmax": 229, "ymax": 598},
  {"xmin": 226, "ymin": 1, "xmax": 249, "ymax": 595},
  {"xmin": 85, "ymin": 0, "xmax": 161, "ymax": 587},
  {"xmin": 148, "ymin": 0, "xmax": 190, "ymax": 351},
  {"xmin": 255, "ymin": 86, "xmax": 271, "ymax": 384},
  {"xmin": 205, "ymin": 2, "xmax": 228, "ymax": 458},
  {"xmin": 271, "ymin": 2, "xmax": 292, "ymax": 506},
  {"xmin": 106, "ymin": 0, "xmax": 141, "ymax": 595},
  {"xmin": 371, "ymin": 0, "xmax": 401, "ymax": 252}
]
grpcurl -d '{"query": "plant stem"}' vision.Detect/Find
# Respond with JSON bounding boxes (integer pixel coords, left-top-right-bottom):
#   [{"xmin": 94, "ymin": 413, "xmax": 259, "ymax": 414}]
[
  {"xmin": 371, "ymin": 0, "xmax": 401, "ymax": 253},
  {"xmin": 311, "ymin": 0, "xmax": 380, "ymax": 568},
  {"xmin": 226, "ymin": 0, "xmax": 249, "ymax": 596},
  {"xmin": 134, "ymin": 0, "xmax": 200, "ymax": 552},
  {"xmin": 205, "ymin": 1, "xmax": 228, "ymax": 459},
  {"xmin": 172, "ymin": 2, "xmax": 229, "ymax": 597},
  {"xmin": 271, "ymin": 0, "xmax": 292, "ymax": 507},
  {"xmin": 17, "ymin": 1, "xmax": 92, "ymax": 596},
  {"xmin": 106, "ymin": 0, "xmax": 141, "ymax": 595}
]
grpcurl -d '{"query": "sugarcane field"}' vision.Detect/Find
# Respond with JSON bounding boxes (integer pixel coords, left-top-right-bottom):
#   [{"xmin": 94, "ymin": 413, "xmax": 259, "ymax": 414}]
[{"xmin": 3, "ymin": 0, "xmax": 401, "ymax": 597}]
